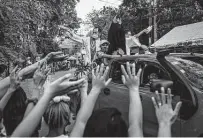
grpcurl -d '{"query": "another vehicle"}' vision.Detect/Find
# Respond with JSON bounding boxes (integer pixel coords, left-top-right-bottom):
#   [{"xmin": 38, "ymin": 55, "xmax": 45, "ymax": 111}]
[{"xmin": 95, "ymin": 52, "xmax": 203, "ymax": 137}]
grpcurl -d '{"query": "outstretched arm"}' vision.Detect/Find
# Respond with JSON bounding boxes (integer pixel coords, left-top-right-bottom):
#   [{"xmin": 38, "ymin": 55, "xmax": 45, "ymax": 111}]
[
  {"xmin": 23, "ymin": 62, "xmax": 50, "ymax": 119},
  {"xmin": 59, "ymin": 25, "xmax": 83, "ymax": 44},
  {"xmin": 134, "ymin": 26, "xmax": 153, "ymax": 38},
  {"xmin": 0, "ymin": 52, "xmax": 67, "ymax": 99},
  {"xmin": 134, "ymin": 29, "xmax": 147, "ymax": 38},
  {"xmin": 12, "ymin": 92, "xmax": 52, "ymax": 137},
  {"xmin": 0, "ymin": 66, "xmax": 21, "ymax": 111},
  {"xmin": 70, "ymin": 64, "xmax": 112, "ymax": 137},
  {"xmin": 12, "ymin": 74, "xmax": 85, "ymax": 137},
  {"xmin": 152, "ymin": 87, "xmax": 182, "ymax": 137},
  {"xmin": 102, "ymin": 54, "xmax": 121, "ymax": 59},
  {"xmin": 121, "ymin": 62, "xmax": 143, "ymax": 137}
]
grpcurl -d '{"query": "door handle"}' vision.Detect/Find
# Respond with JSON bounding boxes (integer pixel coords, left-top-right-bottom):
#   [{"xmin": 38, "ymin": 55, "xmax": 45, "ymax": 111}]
[{"xmin": 103, "ymin": 88, "xmax": 111, "ymax": 95}]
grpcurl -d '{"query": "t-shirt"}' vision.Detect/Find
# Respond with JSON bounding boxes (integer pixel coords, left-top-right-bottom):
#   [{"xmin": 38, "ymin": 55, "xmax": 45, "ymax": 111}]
[
  {"xmin": 126, "ymin": 36, "xmax": 142, "ymax": 55},
  {"xmin": 126, "ymin": 36, "xmax": 141, "ymax": 47}
]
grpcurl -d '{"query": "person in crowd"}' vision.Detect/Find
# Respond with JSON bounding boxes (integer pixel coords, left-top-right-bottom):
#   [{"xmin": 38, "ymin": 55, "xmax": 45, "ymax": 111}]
[
  {"xmin": 2, "ymin": 62, "xmax": 49, "ymax": 137},
  {"xmin": 3, "ymin": 86, "xmax": 27, "ymax": 136},
  {"xmin": 42, "ymin": 78, "xmax": 88, "ymax": 137},
  {"xmin": 107, "ymin": 15, "xmax": 126, "ymax": 55},
  {"xmin": 0, "ymin": 51, "xmax": 67, "ymax": 100},
  {"xmin": 0, "ymin": 66, "xmax": 21, "ymax": 112},
  {"xmin": 0, "ymin": 52, "xmax": 65, "ymax": 136},
  {"xmin": 83, "ymin": 107, "xmax": 128, "ymax": 137},
  {"xmin": 0, "ymin": 51, "xmax": 182, "ymax": 137},
  {"xmin": 121, "ymin": 62, "xmax": 143, "ymax": 137},
  {"xmin": 126, "ymin": 26, "xmax": 152, "ymax": 55},
  {"xmin": 0, "ymin": 64, "xmax": 7, "ymax": 80},
  {"xmin": 93, "ymin": 40, "xmax": 110, "ymax": 65},
  {"xmin": 11, "ymin": 64, "xmax": 110, "ymax": 137},
  {"xmin": 11, "ymin": 73, "xmax": 85, "ymax": 137},
  {"xmin": 81, "ymin": 62, "xmax": 142, "ymax": 137},
  {"xmin": 0, "ymin": 66, "xmax": 21, "ymax": 137},
  {"xmin": 121, "ymin": 62, "xmax": 182, "ymax": 137},
  {"xmin": 59, "ymin": 26, "xmax": 102, "ymax": 64},
  {"xmin": 93, "ymin": 40, "xmax": 126, "ymax": 66},
  {"xmin": 43, "ymin": 95, "xmax": 71, "ymax": 137},
  {"xmin": 0, "ymin": 66, "xmax": 22, "ymax": 136},
  {"xmin": 152, "ymin": 87, "xmax": 182, "ymax": 137},
  {"xmin": 70, "ymin": 64, "xmax": 112, "ymax": 137}
]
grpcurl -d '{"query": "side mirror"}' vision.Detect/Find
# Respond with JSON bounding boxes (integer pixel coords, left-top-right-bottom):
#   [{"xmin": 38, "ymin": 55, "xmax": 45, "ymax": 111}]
[{"xmin": 150, "ymin": 79, "xmax": 173, "ymax": 92}]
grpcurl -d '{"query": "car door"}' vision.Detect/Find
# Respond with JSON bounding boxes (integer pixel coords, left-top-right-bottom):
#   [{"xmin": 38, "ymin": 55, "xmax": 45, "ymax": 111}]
[
  {"xmin": 158, "ymin": 56, "xmax": 198, "ymax": 137},
  {"xmin": 96, "ymin": 60, "xmax": 131, "ymax": 126},
  {"xmin": 138, "ymin": 60, "xmax": 182, "ymax": 137}
]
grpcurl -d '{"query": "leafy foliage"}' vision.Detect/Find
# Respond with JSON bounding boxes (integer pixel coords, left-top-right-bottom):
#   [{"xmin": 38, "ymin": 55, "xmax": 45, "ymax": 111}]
[
  {"xmin": 87, "ymin": 7, "xmax": 119, "ymax": 40},
  {"xmin": 87, "ymin": 0, "xmax": 203, "ymax": 44},
  {"xmin": 0, "ymin": 0, "xmax": 81, "ymax": 64},
  {"xmin": 121, "ymin": 0, "xmax": 203, "ymax": 43}
]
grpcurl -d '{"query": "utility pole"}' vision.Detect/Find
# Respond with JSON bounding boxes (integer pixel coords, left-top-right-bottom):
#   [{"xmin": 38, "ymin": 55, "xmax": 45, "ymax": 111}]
[
  {"xmin": 153, "ymin": 0, "xmax": 158, "ymax": 42},
  {"xmin": 148, "ymin": 5, "xmax": 153, "ymax": 46}
]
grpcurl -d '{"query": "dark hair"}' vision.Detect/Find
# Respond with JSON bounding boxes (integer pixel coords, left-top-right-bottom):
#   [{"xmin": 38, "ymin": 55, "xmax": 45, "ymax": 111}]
[
  {"xmin": 3, "ymin": 87, "xmax": 27, "ymax": 136},
  {"xmin": 43, "ymin": 100, "xmax": 71, "ymax": 129},
  {"xmin": 107, "ymin": 21, "xmax": 126, "ymax": 54},
  {"xmin": 84, "ymin": 108, "xmax": 128, "ymax": 137}
]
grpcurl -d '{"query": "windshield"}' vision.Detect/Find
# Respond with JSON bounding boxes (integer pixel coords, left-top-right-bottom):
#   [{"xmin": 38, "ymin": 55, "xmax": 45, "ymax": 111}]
[{"xmin": 166, "ymin": 57, "xmax": 203, "ymax": 89}]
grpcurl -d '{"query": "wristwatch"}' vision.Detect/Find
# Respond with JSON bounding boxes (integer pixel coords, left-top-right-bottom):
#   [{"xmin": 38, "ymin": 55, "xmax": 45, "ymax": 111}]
[{"xmin": 26, "ymin": 98, "xmax": 38, "ymax": 105}]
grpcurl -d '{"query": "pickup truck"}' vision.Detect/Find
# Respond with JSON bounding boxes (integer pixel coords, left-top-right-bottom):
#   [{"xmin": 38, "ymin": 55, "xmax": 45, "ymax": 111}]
[{"xmin": 95, "ymin": 52, "xmax": 203, "ymax": 137}]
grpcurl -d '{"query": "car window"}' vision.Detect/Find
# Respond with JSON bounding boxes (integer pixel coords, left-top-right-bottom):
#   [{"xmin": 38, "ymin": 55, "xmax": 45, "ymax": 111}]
[
  {"xmin": 110, "ymin": 60, "xmax": 141, "ymax": 84},
  {"xmin": 141, "ymin": 61, "xmax": 171, "ymax": 86},
  {"xmin": 166, "ymin": 57, "xmax": 203, "ymax": 90}
]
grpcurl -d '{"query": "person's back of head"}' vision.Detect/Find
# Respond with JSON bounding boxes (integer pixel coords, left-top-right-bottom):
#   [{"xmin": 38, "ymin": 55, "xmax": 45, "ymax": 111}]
[
  {"xmin": 3, "ymin": 87, "xmax": 27, "ymax": 136},
  {"xmin": 43, "ymin": 99, "xmax": 71, "ymax": 130},
  {"xmin": 84, "ymin": 108, "xmax": 128, "ymax": 137}
]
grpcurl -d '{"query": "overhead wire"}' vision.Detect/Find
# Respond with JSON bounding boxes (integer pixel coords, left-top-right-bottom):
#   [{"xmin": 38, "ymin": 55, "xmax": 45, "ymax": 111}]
[{"xmin": 98, "ymin": 0, "xmax": 120, "ymax": 6}]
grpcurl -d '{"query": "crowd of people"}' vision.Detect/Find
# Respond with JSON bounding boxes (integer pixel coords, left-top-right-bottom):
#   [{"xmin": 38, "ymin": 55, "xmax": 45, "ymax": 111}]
[
  {"xmin": 58, "ymin": 15, "xmax": 152, "ymax": 67},
  {"xmin": 0, "ymin": 51, "xmax": 182, "ymax": 137}
]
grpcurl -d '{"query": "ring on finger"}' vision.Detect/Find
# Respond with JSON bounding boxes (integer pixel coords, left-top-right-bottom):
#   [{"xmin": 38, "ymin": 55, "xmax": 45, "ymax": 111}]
[{"xmin": 158, "ymin": 102, "xmax": 162, "ymax": 106}]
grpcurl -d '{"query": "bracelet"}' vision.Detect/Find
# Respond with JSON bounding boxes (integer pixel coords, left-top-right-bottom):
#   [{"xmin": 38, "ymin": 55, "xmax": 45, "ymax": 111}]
[{"xmin": 26, "ymin": 98, "xmax": 38, "ymax": 105}]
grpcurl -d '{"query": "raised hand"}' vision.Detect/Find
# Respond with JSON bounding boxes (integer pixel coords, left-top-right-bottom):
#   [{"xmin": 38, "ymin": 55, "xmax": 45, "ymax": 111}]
[
  {"xmin": 121, "ymin": 62, "xmax": 142, "ymax": 89},
  {"xmin": 144, "ymin": 26, "xmax": 153, "ymax": 34},
  {"xmin": 44, "ymin": 51, "xmax": 68, "ymax": 63},
  {"xmin": 58, "ymin": 25, "xmax": 74, "ymax": 38},
  {"xmin": 152, "ymin": 87, "xmax": 182, "ymax": 125},
  {"xmin": 33, "ymin": 62, "xmax": 50, "ymax": 89},
  {"xmin": 9, "ymin": 65, "xmax": 22, "ymax": 91},
  {"xmin": 92, "ymin": 63, "xmax": 112, "ymax": 90},
  {"xmin": 44, "ymin": 73, "xmax": 85, "ymax": 98}
]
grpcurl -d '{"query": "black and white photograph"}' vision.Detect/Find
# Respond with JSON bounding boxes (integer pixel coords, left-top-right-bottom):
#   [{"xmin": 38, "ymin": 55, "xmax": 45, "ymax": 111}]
[{"xmin": 0, "ymin": 0, "xmax": 203, "ymax": 137}]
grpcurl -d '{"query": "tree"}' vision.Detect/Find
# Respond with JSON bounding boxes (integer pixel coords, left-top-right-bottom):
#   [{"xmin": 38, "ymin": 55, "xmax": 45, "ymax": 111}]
[
  {"xmin": 0, "ymin": 0, "xmax": 81, "ymax": 64},
  {"xmin": 120, "ymin": 0, "xmax": 203, "ymax": 44},
  {"xmin": 87, "ymin": 6, "xmax": 119, "ymax": 39}
]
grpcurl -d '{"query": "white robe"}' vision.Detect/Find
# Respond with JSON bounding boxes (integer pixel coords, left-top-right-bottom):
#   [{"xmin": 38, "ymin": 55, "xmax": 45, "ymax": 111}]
[{"xmin": 81, "ymin": 37, "xmax": 100, "ymax": 64}]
